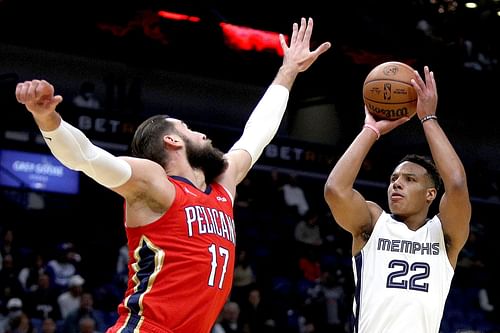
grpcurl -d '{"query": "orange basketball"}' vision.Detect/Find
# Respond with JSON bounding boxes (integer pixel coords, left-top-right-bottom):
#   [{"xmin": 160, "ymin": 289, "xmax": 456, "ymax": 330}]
[{"xmin": 363, "ymin": 61, "xmax": 417, "ymax": 120}]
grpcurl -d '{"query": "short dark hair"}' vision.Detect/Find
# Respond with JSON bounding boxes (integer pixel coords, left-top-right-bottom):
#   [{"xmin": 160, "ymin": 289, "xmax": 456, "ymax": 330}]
[
  {"xmin": 398, "ymin": 154, "xmax": 442, "ymax": 191},
  {"xmin": 131, "ymin": 115, "xmax": 176, "ymax": 167}
]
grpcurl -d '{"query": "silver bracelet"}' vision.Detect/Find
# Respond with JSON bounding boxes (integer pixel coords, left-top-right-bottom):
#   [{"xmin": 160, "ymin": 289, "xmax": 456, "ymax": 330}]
[{"xmin": 420, "ymin": 115, "xmax": 437, "ymax": 123}]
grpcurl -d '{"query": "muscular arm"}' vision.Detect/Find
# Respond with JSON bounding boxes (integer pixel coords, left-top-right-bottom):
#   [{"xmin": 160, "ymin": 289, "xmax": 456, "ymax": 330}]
[
  {"xmin": 412, "ymin": 67, "xmax": 471, "ymax": 267},
  {"xmin": 324, "ymin": 126, "xmax": 380, "ymax": 253},
  {"xmin": 425, "ymin": 120, "xmax": 470, "ymax": 258}
]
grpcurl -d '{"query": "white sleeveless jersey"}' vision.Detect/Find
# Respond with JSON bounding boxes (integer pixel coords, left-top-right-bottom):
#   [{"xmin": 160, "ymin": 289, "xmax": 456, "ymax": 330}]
[{"xmin": 352, "ymin": 211, "xmax": 454, "ymax": 333}]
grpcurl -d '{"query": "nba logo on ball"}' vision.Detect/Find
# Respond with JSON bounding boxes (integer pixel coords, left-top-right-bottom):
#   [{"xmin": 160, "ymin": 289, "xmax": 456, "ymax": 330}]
[
  {"xmin": 363, "ymin": 62, "xmax": 418, "ymax": 120},
  {"xmin": 383, "ymin": 83, "xmax": 391, "ymax": 101}
]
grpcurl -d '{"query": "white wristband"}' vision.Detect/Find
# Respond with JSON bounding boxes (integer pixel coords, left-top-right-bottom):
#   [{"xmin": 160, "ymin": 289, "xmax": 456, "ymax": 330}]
[
  {"xmin": 230, "ymin": 84, "xmax": 289, "ymax": 165},
  {"xmin": 41, "ymin": 120, "xmax": 132, "ymax": 188}
]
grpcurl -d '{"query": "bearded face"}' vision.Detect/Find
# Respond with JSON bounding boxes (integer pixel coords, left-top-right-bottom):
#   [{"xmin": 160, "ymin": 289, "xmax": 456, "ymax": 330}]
[{"xmin": 183, "ymin": 136, "xmax": 228, "ymax": 184}]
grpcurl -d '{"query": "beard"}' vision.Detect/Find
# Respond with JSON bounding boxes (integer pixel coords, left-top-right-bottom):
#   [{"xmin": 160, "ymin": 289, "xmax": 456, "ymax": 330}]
[{"xmin": 184, "ymin": 138, "xmax": 228, "ymax": 184}]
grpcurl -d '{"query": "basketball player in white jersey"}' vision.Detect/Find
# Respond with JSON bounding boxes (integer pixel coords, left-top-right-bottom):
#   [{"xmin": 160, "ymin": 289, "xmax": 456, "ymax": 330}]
[{"xmin": 324, "ymin": 66, "xmax": 471, "ymax": 333}]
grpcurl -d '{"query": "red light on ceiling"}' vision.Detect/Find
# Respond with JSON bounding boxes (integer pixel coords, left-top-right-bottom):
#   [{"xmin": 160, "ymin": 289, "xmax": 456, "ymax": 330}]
[
  {"xmin": 220, "ymin": 22, "xmax": 286, "ymax": 56},
  {"xmin": 157, "ymin": 10, "xmax": 201, "ymax": 22}
]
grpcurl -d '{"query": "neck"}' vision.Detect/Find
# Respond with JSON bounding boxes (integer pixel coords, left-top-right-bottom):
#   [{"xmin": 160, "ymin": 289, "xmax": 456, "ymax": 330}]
[
  {"xmin": 392, "ymin": 211, "xmax": 430, "ymax": 231},
  {"xmin": 167, "ymin": 163, "xmax": 206, "ymax": 191},
  {"xmin": 189, "ymin": 168, "xmax": 207, "ymax": 190}
]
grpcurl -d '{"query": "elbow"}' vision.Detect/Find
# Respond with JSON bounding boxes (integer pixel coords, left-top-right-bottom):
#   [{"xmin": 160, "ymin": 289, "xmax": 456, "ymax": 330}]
[
  {"xmin": 324, "ymin": 179, "xmax": 342, "ymax": 202},
  {"xmin": 444, "ymin": 171, "xmax": 469, "ymax": 193},
  {"xmin": 446, "ymin": 179, "xmax": 469, "ymax": 196}
]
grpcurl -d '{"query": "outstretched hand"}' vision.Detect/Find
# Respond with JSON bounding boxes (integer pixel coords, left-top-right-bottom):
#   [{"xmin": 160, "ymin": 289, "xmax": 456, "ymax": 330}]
[
  {"xmin": 15, "ymin": 80, "xmax": 63, "ymax": 117},
  {"xmin": 279, "ymin": 17, "xmax": 331, "ymax": 73},
  {"xmin": 411, "ymin": 66, "xmax": 438, "ymax": 120}
]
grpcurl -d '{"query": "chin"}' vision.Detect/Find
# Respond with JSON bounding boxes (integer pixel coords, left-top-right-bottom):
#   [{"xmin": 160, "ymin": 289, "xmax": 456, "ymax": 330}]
[{"xmin": 389, "ymin": 205, "xmax": 404, "ymax": 215}]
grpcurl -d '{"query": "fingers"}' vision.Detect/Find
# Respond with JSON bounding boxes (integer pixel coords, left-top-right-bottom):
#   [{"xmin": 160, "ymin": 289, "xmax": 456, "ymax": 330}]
[
  {"xmin": 16, "ymin": 80, "xmax": 35, "ymax": 103},
  {"xmin": 27, "ymin": 80, "xmax": 41, "ymax": 100},
  {"xmin": 411, "ymin": 66, "xmax": 438, "ymax": 97},
  {"xmin": 16, "ymin": 80, "xmax": 37, "ymax": 102},
  {"xmin": 296, "ymin": 17, "xmax": 307, "ymax": 43},
  {"xmin": 289, "ymin": 17, "xmax": 309, "ymax": 46},
  {"xmin": 313, "ymin": 41, "xmax": 332, "ymax": 57},
  {"xmin": 303, "ymin": 17, "xmax": 313, "ymax": 42},
  {"xmin": 16, "ymin": 80, "xmax": 54, "ymax": 101},
  {"xmin": 290, "ymin": 22, "xmax": 299, "ymax": 46},
  {"xmin": 411, "ymin": 70, "xmax": 425, "ymax": 95},
  {"xmin": 393, "ymin": 116, "xmax": 410, "ymax": 127},
  {"xmin": 424, "ymin": 66, "xmax": 437, "ymax": 94},
  {"xmin": 278, "ymin": 33, "xmax": 287, "ymax": 52},
  {"xmin": 15, "ymin": 82, "xmax": 25, "ymax": 103}
]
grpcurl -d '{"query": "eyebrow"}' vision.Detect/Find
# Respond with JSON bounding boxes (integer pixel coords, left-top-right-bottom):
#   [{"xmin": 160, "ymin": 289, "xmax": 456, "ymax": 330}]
[{"xmin": 391, "ymin": 172, "xmax": 419, "ymax": 178}]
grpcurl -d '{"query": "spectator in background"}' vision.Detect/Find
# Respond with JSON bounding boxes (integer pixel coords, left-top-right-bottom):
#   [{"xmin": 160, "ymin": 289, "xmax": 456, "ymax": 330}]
[
  {"xmin": 25, "ymin": 272, "xmax": 61, "ymax": 321},
  {"xmin": 46, "ymin": 243, "xmax": 81, "ymax": 293},
  {"xmin": 72, "ymin": 81, "xmax": 101, "ymax": 110},
  {"xmin": 57, "ymin": 275, "xmax": 85, "ymax": 319},
  {"xmin": 231, "ymin": 249, "xmax": 256, "ymax": 305},
  {"xmin": 219, "ymin": 302, "xmax": 243, "ymax": 333},
  {"xmin": 1, "ymin": 298, "xmax": 30, "ymax": 333},
  {"xmin": 0, "ymin": 254, "xmax": 24, "ymax": 307},
  {"xmin": 0, "ymin": 229, "xmax": 17, "ymax": 260},
  {"xmin": 302, "ymin": 270, "xmax": 348, "ymax": 333},
  {"xmin": 5, "ymin": 311, "xmax": 34, "ymax": 333},
  {"xmin": 298, "ymin": 248, "xmax": 321, "ymax": 285},
  {"xmin": 239, "ymin": 286, "xmax": 276, "ymax": 333},
  {"xmin": 294, "ymin": 209, "xmax": 323, "ymax": 258},
  {"xmin": 0, "ymin": 228, "xmax": 23, "ymax": 272},
  {"xmin": 62, "ymin": 292, "xmax": 106, "ymax": 333},
  {"xmin": 77, "ymin": 316, "xmax": 99, "ymax": 333},
  {"xmin": 39, "ymin": 317, "xmax": 58, "ymax": 333},
  {"xmin": 18, "ymin": 252, "xmax": 47, "ymax": 293},
  {"xmin": 281, "ymin": 174, "xmax": 310, "ymax": 218},
  {"xmin": 114, "ymin": 245, "xmax": 128, "ymax": 289}
]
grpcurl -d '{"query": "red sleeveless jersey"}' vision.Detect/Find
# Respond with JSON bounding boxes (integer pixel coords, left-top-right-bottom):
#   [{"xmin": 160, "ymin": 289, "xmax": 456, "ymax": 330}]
[{"xmin": 107, "ymin": 176, "xmax": 236, "ymax": 333}]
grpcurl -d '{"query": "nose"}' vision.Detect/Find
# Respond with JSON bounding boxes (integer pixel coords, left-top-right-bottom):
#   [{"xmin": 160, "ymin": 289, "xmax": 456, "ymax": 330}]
[
  {"xmin": 392, "ymin": 177, "xmax": 403, "ymax": 189},
  {"xmin": 194, "ymin": 130, "xmax": 207, "ymax": 140}
]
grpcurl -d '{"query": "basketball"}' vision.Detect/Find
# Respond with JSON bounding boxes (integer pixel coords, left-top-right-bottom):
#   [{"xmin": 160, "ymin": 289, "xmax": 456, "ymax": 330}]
[{"xmin": 363, "ymin": 61, "xmax": 418, "ymax": 120}]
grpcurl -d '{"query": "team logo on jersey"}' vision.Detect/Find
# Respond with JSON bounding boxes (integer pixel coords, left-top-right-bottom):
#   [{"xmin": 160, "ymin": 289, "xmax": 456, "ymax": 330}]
[{"xmin": 216, "ymin": 196, "xmax": 227, "ymax": 202}]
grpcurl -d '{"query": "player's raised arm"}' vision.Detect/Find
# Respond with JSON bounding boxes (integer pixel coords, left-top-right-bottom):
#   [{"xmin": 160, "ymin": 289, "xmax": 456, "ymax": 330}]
[
  {"xmin": 220, "ymin": 18, "xmax": 331, "ymax": 192},
  {"xmin": 15, "ymin": 79, "xmax": 137, "ymax": 192}
]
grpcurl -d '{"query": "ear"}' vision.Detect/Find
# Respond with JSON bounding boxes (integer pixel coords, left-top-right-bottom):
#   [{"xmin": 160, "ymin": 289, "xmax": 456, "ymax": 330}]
[
  {"xmin": 426, "ymin": 187, "xmax": 437, "ymax": 204},
  {"xmin": 164, "ymin": 134, "xmax": 182, "ymax": 148}
]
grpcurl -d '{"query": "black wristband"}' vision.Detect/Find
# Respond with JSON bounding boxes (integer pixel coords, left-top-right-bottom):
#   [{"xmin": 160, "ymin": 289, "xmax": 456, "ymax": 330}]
[{"xmin": 420, "ymin": 115, "xmax": 437, "ymax": 123}]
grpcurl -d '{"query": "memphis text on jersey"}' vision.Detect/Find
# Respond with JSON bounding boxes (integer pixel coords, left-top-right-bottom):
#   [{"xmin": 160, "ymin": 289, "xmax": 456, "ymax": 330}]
[{"xmin": 377, "ymin": 238, "xmax": 440, "ymax": 255}]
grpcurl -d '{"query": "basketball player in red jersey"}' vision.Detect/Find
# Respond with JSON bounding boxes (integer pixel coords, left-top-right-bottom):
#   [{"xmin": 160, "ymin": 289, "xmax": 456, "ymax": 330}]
[{"xmin": 15, "ymin": 18, "xmax": 331, "ymax": 333}]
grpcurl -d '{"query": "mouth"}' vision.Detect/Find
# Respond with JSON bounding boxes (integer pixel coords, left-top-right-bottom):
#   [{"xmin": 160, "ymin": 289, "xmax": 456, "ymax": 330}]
[{"xmin": 390, "ymin": 193, "xmax": 404, "ymax": 201}]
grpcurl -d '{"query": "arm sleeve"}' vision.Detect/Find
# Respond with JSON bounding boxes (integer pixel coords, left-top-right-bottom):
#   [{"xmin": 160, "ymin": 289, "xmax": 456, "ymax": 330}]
[
  {"xmin": 40, "ymin": 120, "xmax": 132, "ymax": 188},
  {"xmin": 229, "ymin": 84, "xmax": 289, "ymax": 166}
]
